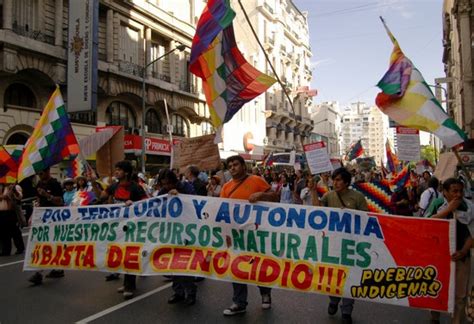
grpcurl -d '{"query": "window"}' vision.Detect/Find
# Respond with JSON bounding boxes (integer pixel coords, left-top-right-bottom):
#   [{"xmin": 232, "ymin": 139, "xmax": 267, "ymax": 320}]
[
  {"xmin": 119, "ymin": 24, "xmax": 139, "ymax": 64},
  {"xmin": 12, "ymin": 0, "xmax": 39, "ymax": 31},
  {"xmin": 201, "ymin": 121, "xmax": 214, "ymax": 135},
  {"xmin": 4, "ymin": 83, "xmax": 36, "ymax": 108},
  {"xmin": 171, "ymin": 114, "xmax": 189, "ymax": 137},
  {"xmin": 146, "ymin": 109, "xmax": 161, "ymax": 134},
  {"xmin": 106, "ymin": 102, "xmax": 136, "ymax": 129},
  {"xmin": 6, "ymin": 132, "xmax": 28, "ymax": 145}
]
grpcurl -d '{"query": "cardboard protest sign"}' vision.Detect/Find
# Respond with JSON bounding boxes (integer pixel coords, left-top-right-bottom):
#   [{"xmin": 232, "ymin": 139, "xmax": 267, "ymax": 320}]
[
  {"xmin": 25, "ymin": 195, "xmax": 455, "ymax": 313},
  {"xmin": 434, "ymin": 152, "xmax": 458, "ymax": 182},
  {"xmin": 173, "ymin": 134, "xmax": 220, "ymax": 172},
  {"xmin": 95, "ymin": 126, "xmax": 124, "ymax": 177},
  {"xmin": 304, "ymin": 142, "xmax": 333, "ymax": 174}
]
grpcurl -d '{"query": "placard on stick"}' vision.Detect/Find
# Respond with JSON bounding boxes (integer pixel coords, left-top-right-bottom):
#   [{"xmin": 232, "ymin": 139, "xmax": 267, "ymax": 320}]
[{"xmin": 173, "ymin": 134, "xmax": 221, "ymax": 172}]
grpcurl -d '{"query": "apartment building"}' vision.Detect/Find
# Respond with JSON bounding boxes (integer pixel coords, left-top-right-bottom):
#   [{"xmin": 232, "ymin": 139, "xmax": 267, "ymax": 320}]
[
  {"xmin": 341, "ymin": 102, "xmax": 389, "ymax": 163},
  {"xmin": 311, "ymin": 101, "xmax": 341, "ymax": 157},
  {"xmin": 225, "ymin": 0, "xmax": 314, "ymax": 158},
  {"xmin": 0, "ymin": 0, "xmax": 210, "ymax": 171}
]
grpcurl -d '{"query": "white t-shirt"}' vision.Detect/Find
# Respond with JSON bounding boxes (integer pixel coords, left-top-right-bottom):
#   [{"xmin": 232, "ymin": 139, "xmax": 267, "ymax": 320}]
[{"xmin": 419, "ymin": 187, "xmax": 441, "ymax": 211}]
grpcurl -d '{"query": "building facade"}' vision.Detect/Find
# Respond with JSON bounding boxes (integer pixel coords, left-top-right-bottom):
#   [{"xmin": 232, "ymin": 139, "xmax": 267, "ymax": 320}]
[
  {"xmin": 442, "ymin": 0, "xmax": 474, "ymax": 140},
  {"xmin": 224, "ymin": 0, "xmax": 313, "ymax": 159},
  {"xmin": 0, "ymin": 0, "xmax": 210, "ymax": 173},
  {"xmin": 311, "ymin": 101, "xmax": 341, "ymax": 157},
  {"xmin": 341, "ymin": 102, "xmax": 389, "ymax": 163}
]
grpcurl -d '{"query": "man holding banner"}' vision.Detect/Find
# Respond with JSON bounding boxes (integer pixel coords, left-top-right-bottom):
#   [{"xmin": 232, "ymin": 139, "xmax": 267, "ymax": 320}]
[
  {"xmin": 314, "ymin": 167, "xmax": 368, "ymax": 324},
  {"xmin": 220, "ymin": 155, "xmax": 279, "ymax": 316}
]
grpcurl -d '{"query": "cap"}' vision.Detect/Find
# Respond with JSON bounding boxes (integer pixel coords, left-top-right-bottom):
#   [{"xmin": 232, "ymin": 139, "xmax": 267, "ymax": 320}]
[{"xmin": 63, "ymin": 178, "xmax": 74, "ymax": 185}]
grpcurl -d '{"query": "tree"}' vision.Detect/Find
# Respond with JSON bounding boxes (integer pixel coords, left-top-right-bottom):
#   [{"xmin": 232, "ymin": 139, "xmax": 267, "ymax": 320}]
[{"xmin": 420, "ymin": 145, "xmax": 438, "ymax": 165}]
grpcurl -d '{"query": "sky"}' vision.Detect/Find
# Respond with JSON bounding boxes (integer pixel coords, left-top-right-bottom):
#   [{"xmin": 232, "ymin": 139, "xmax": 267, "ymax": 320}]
[{"xmin": 292, "ymin": 0, "xmax": 445, "ymax": 108}]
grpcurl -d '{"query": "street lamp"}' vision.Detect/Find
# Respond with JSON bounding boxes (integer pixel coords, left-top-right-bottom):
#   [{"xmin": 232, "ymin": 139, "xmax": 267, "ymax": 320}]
[{"xmin": 141, "ymin": 44, "xmax": 187, "ymax": 174}]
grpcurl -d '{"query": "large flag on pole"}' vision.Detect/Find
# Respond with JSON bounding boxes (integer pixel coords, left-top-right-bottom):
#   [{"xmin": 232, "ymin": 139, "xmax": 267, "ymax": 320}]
[
  {"xmin": 385, "ymin": 140, "xmax": 399, "ymax": 173},
  {"xmin": 190, "ymin": 0, "xmax": 276, "ymax": 128},
  {"xmin": 375, "ymin": 17, "xmax": 466, "ymax": 148},
  {"xmin": 346, "ymin": 140, "xmax": 364, "ymax": 161},
  {"xmin": 18, "ymin": 86, "xmax": 80, "ymax": 181}
]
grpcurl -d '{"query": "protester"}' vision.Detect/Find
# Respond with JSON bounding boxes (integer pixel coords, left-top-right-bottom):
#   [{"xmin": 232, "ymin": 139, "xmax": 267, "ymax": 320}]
[
  {"xmin": 270, "ymin": 172, "xmax": 281, "ymax": 193},
  {"xmin": 417, "ymin": 177, "xmax": 440, "ymax": 217},
  {"xmin": 100, "ymin": 160, "xmax": 147, "ymax": 299},
  {"xmin": 207, "ymin": 175, "xmax": 222, "ymax": 197},
  {"xmin": 300, "ymin": 177, "xmax": 316, "ymax": 206},
  {"xmin": 157, "ymin": 168, "xmax": 197, "ymax": 306},
  {"xmin": 220, "ymin": 155, "xmax": 279, "ymax": 316},
  {"xmin": 28, "ymin": 167, "xmax": 64, "ymax": 285},
  {"xmin": 293, "ymin": 170, "xmax": 306, "ymax": 204},
  {"xmin": 417, "ymin": 170, "xmax": 432, "ymax": 197},
  {"xmin": 185, "ymin": 165, "xmax": 207, "ymax": 196},
  {"xmin": 425, "ymin": 178, "xmax": 473, "ymax": 324},
  {"xmin": 314, "ymin": 167, "xmax": 368, "ymax": 324},
  {"xmin": 390, "ymin": 187, "xmax": 412, "ymax": 216},
  {"xmin": 279, "ymin": 174, "xmax": 293, "ymax": 204},
  {"xmin": 0, "ymin": 183, "xmax": 24, "ymax": 256},
  {"xmin": 216, "ymin": 161, "xmax": 232, "ymax": 186},
  {"xmin": 317, "ymin": 172, "xmax": 333, "ymax": 191},
  {"xmin": 62, "ymin": 178, "xmax": 76, "ymax": 206}
]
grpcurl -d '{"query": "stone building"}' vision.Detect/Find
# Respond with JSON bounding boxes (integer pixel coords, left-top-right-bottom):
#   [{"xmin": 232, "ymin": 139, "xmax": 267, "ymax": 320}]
[
  {"xmin": 442, "ymin": 0, "xmax": 474, "ymax": 140},
  {"xmin": 224, "ymin": 0, "xmax": 314, "ymax": 159},
  {"xmin": 0, "ymin": 0, "xmax": 210, "ymax": 173}
]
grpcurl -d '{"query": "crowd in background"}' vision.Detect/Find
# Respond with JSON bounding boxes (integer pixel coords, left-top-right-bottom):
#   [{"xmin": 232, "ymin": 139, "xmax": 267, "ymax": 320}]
[{"xmin": 0, "ymin": 159, "xmax": 473, "ymax": 323}]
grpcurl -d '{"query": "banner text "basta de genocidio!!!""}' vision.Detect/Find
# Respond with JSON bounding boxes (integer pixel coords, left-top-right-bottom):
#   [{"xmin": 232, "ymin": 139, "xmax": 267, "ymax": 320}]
[{"xmin": 25, "ymin": 194, "xmax": 455, "ymax": 313}]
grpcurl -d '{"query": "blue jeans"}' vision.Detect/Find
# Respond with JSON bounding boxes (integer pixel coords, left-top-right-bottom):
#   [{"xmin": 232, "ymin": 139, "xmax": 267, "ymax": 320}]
[{"xmin": 232, "ymin": 283, "xmax": 271, "ymax": 307}]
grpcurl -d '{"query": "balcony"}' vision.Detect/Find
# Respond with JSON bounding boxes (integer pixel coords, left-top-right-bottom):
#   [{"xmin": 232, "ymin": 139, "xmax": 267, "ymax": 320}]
[
  {"xmin": 179, "ymin": 82, "xmax": 199, "ymax": 95},
  {"xmin": 264, "ymin": 36, "xmax": 275, "ymax": 50},
  {"xmin": 152, "ymin": 71, "xmax": 171, "ymax": 83},
  {"xmin": 118, "ymin": 61, "xmax": 144, "ymax": 78},
  {"xmin": 12, "ymin": 23, "xmax": 54, "ymax": 45},
  {"xmin": 263, "ymin": 2, "xmax": 274, "ymax": 14}
]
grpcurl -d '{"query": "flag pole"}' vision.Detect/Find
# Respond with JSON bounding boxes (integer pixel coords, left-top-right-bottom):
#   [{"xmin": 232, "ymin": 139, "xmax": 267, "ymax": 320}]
[
  {"xmin": 237, "ymin": 0, "xmax": 310, "ymax": 164},
  {"xmin": 236, "ymin": 0, "xmax": 297, "ymax": 119}
]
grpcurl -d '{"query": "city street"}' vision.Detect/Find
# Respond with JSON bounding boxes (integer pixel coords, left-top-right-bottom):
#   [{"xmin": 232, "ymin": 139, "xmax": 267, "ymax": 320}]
[{"xmin": 0, "ymin": 231, "xmax": 452, "ymax": 324}]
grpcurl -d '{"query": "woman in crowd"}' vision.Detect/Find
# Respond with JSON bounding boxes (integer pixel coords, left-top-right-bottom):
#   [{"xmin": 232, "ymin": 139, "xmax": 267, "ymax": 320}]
[
  {"xmin": 207, "ymin": 175, "xmax": 222, "ymax": 197},
  {"xmin": 279, "ymin": 174, "xmax": 293, "ymax": 204}
]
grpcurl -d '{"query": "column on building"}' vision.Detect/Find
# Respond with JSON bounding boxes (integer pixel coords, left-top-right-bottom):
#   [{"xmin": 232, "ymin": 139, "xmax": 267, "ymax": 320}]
[
  {"xmin": 106, "ymin": 9, "xmax": 114, "ymax": 63},
  {"xmin": 3, "ymin": 0, "xmax": 12, "ymax": 29},
  {"xmin": 54, "ymin": 0, "xmax": 64, "ymax": 46},
  {"xmin": 145, "ymin": 27, "xmax": 152, "ymax": 78},
  {"xmin": 458, "ymin": 1, "xmax": 474, "ymax": 136}
]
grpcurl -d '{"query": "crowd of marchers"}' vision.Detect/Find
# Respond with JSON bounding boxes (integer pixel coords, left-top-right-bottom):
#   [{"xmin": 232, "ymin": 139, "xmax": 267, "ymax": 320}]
[{"xmin": 0, "ymin": 157, "xmax": 473, "ymax": 324}]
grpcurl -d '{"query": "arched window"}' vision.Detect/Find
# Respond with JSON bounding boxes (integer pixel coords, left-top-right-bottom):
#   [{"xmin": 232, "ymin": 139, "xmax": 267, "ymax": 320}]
[
  {"xmin": 106, "ymin": 101, "xmax": 136, "ymax": 129},
  {"xmin": 201, "ymin": 121, "xmax": 214, "ymax": 135},
  {"xmin": 171, "ymin": 114, "xmax": 189, "ymax": 137},
  {"xmin": 6, "ymin": 132, "xmax": 29, "ymax": 145},
  {"xmin": 4, "ymin": 83, "xmax": 37, "ymax": 108},
  {"xmin": 145, "ymin": 109, "xmax": 161, "ymax": 134}
]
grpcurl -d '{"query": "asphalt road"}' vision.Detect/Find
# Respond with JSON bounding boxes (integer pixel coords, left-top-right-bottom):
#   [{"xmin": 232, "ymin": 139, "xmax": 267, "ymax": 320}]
[{"xmin": 0, "ymin": 231, "xmax": 459, "ymax": 324}]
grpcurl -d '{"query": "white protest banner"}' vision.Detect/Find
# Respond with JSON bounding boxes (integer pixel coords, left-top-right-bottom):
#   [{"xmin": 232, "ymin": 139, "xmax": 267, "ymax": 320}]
[
  {"xmin": 396, "ymin": 127, "xmax": 420, "ymax": 162},
  {"xmin": 304, "ymin": 142, "xmax": 333, "ymax": 174},
  {"xmin": 25, "ymin": 195, "xmax": 454, "ymax": 313}
]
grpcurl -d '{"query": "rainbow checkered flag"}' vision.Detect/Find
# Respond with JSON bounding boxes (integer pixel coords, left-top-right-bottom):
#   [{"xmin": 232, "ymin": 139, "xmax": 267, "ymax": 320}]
[
  {"xmin": 18, "ymin": 86, "xmax": 80, "ymax": 181},
  {"xmin": 376, "ymin": 17, "xmax": 466, "ymax": 148},
  {"xmin": 190, "ymin": 0, "xmax": 276, "ymax": 128}
]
